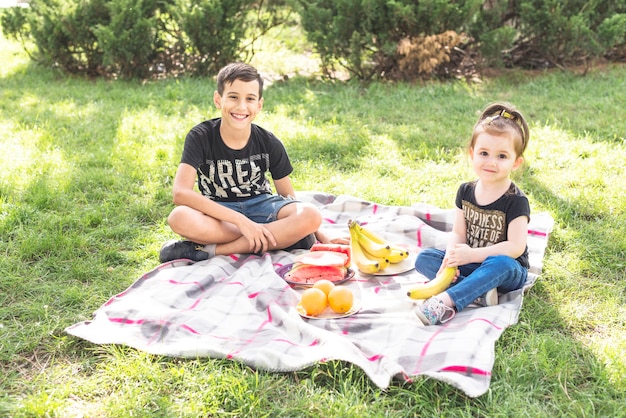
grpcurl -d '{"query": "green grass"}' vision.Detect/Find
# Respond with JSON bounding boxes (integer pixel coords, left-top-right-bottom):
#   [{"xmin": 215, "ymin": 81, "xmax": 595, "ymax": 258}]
[{"xmin": 1, "ymin": 26, "xmax": 625, "ymax": 417}]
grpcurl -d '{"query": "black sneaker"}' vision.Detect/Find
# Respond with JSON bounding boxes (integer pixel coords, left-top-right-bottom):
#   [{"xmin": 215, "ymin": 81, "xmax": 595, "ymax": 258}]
[
  {"xmin": 283, "ymin": 233, "xmax": 317, "ymax": 252},
  {"xmin": 159, "ymin": 240, "xmax": 210, "ymax": 263}
]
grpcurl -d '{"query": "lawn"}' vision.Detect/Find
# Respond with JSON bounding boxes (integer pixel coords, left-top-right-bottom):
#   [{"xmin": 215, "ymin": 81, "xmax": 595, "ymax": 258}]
[{"xmin": 0, "ymin": 27, "xmax": 625, "ymax": 417}]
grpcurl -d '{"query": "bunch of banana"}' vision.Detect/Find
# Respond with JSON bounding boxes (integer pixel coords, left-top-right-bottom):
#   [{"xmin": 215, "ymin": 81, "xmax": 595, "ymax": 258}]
[{"xmin": 348, "ymin": 220, "xmax": 409, "ymax": 274}]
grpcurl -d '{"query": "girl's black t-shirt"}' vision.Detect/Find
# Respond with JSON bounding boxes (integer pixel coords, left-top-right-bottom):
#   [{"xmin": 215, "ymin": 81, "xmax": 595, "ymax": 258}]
[{"xmin": 455, "ymin": 181, "xmax": 530, "ymax": 268}]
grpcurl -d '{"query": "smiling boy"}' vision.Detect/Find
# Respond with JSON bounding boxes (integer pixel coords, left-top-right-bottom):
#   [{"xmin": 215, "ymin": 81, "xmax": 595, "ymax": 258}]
[{"xmin": 159, "ymin": 62, "xmax": 322, "ymax": 263}]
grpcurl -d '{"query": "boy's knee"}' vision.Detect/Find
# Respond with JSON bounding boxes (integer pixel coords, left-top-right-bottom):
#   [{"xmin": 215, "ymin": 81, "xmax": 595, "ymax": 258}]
[
  {"xmin": 300, "ymin": 203, "xmax": 323, "ymax": 229},
  {"xmin": 167, "ymin": 206, "xmax": 187, "ymax": 229}
]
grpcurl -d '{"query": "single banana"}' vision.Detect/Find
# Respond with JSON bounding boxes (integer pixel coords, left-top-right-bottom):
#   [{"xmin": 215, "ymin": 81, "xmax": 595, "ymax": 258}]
[
  {"xmin": 386, "ymin": 245, "xmax": 409, "ymax": 263},
  {"xmin": 349, "ymin": 226, "xmax": 380, "ymax": 274},
  {"xmin": 356, "ymin": 232, "xmax": 392, "ymax": 259},
  {"xmin": 377, "ymin": 256, "xmax": 390, "ymax": 270},
  {"xmin": 407, "ymin": 267, "xmax": 456, "ymax": 300}
]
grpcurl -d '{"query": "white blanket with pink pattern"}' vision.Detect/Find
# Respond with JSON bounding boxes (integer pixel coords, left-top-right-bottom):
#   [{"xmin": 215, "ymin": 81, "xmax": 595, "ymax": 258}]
[{"xmin": 66, "ymin": 192, "xmax": 553, "ymax": 397}]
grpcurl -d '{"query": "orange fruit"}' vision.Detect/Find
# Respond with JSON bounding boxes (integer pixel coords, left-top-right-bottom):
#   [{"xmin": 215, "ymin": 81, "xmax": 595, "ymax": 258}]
[
  {"xmin": 328, "ymin": 286, "xmax": 354, "ymax": 314},
  {"xmin": 313, "ymin": 279, "xmax": 336, "ymax": 296},
  {"xmin": 300, "ymin": 288, "xmax": 328, "ymax": 316}
]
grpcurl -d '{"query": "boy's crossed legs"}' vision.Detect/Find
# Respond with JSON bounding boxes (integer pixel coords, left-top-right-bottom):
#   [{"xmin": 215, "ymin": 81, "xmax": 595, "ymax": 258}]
[{"xmin": 160, "ymin": 195, "xmax": 322, "ymax": 262}]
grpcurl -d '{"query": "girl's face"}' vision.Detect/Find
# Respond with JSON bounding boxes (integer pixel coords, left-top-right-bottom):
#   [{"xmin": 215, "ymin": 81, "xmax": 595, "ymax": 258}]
[
  {"xmin": 470, "ymin": 131, "xmax": 524, "ymax": 185},
  {"xmin": 213, "ymin": 78, "xmax": 263, "ymax": 132}
]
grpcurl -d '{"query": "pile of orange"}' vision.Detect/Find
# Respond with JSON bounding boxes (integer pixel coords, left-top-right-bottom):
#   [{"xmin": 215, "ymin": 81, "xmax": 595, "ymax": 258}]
[{"xmin": 300, "ymin": 280, "xmax": 354, "ymax": 316}]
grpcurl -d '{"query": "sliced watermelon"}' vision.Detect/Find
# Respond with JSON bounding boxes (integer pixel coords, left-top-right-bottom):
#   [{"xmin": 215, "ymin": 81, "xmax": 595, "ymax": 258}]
[
  {"xmin": 294, "ymin": 250, "xmax": 348, "ymax": 267},
  {"xmin": 310, "ymin": 243, "xmax": 352, "ymax": 267},
  {"xmin": 284, "ymin": 264, "xmax": 346, "ymax": 284}
]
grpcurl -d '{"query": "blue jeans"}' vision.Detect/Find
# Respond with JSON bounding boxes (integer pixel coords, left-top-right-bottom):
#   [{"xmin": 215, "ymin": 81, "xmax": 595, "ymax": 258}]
[
  {"xmin": 216, "ymin": 194, "xmax": 295, "ymax": 224},
  {"xmin": 414, "ymin": 248, "xmax": 528, "ymax": 311}
]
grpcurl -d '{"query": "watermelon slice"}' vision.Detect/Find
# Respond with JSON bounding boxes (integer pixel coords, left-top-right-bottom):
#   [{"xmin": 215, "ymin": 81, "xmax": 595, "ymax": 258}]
[
  {"xmin": 284, "ymin": 264, "xmax": 347, "ymax": 284},
  {"xmin": 310, "ymin": 243, "xmax": 352, "ymax": 267},
  {"xmin": 294, "ymin": 250, "xmax": 348, "ymax": 267}
]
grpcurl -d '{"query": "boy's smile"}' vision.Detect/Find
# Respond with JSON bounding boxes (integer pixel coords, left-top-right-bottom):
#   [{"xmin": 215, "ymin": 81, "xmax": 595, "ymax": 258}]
[{"xmin": 214, "ymin": 78, "xmax": 264, "ymax": 143}]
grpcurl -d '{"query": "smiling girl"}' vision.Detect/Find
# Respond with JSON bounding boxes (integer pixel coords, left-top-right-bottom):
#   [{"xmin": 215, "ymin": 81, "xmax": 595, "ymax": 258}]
[{"xmin": 414, "ymin": 102, "xmax": 531, "ymax": 326}]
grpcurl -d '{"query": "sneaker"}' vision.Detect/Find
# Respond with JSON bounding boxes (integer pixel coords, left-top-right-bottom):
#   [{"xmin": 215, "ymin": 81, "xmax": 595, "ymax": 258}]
[
  {"xmin": 159, "ymin": 240, "xmax": 210, "ymax": 263},
  {"xmin": 472, "ymin": 288, "xmax": 499, "ymax": 307},
  {"xmin": 415, "ymin": 297, "xmax": 456, "ymax": 326},
  {"xmin": 283, "ymin": 233, "xmax": 317, "ymax": 252}
]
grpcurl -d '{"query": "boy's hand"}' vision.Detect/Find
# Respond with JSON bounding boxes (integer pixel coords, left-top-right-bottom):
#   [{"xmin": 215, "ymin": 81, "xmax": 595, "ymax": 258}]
[
  {"xmin": 238, "ymin": 219, "xmax": 276, "ymax": 253},
  {"xmin": 315, "ymin": 229, "xmax": 349, "ymax": 245}
]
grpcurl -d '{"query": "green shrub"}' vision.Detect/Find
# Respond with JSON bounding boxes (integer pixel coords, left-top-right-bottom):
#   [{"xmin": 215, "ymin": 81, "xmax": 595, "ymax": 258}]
[
  {"xmin": 474, "ymin": 0, "xmax": 626, "ymax": 68},
  {"xmin": 0, "ymin": 0, "xmax": 286, "ymax": 79},
  {"xmin": 93, "ymin": 0, "xmax": 162, "ymax": 79},
  {"xmin": 293, "ymin": 0, "xmax": 472, "ymax": 81}
]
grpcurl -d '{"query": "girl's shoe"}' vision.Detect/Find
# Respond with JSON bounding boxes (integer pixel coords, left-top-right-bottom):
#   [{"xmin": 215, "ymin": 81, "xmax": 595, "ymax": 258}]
[
  {"xmin": 415, "ymin": 297, "xmax": 456, "ymax": 326},
  {"xmin": 472, "ymin": 288, "xmax": 499, "ymax": 307}
]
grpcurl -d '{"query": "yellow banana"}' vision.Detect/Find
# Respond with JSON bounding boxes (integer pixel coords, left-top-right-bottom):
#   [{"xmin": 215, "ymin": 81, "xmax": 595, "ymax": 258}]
[
  {"xmin": 350, "ymin": 221, "xmax": 386, "ymax": 244},
  {"xmin": 350, "ymin": 220, "xmax": 409, "ymax": 264},
  {"xmin": 349, "ymin": 226, "xmax": 380, "ymax": 274},
  {"xmin": 407, "ymin": 267, "xmax": 456, "ymax": 300},
  {"xmin": 377, "ymin": 257, "xmax": 390, "ymax": 270},
  {"xmin": 386, "ymin": 245, "xmax": 409, "ymax": 263},
  {"xmin": 356, "ymin": 233, "xmax": 391, "ymax": 259},
  {"xmin": 349, "ymin": 221, "xmax": 390, "ymax": 259}
]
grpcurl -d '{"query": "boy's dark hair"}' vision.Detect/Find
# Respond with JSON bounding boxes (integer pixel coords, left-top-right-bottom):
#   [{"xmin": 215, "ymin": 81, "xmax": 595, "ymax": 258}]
[{"xmin": 216, "ymin": 63, "xmax": 264, "ymax": 98}]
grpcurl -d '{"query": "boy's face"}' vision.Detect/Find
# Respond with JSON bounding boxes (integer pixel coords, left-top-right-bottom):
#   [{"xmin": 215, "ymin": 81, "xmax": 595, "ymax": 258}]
[{"xmin": 214, "ymin": 79, "xmax": 263, "ymax": 131}]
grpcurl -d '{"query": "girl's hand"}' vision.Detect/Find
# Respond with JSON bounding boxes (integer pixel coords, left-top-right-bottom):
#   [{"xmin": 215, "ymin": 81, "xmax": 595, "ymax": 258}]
[
  {"xmin": 447, "ymin": 244, "xmax": 473, "ymax": 266},
  {"xmin": 439, "ymin": 257, "xmax": 460, "ymax": 283}
]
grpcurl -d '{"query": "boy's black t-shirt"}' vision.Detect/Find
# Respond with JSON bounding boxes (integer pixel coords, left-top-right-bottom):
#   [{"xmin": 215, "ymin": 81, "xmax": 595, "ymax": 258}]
[
  {"xmin": 181, "ymin": 118, "xmax": 293, "ymax": 202},
  {"xmin": 455, "ymin": 181, "xmax": 530, "ymax": 268}
]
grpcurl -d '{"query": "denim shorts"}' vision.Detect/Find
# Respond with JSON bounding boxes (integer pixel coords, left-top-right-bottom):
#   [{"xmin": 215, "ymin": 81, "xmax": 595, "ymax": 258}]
[{"xmin": 215, "ymin": 194, "xmax": 297, "ymax": 224}]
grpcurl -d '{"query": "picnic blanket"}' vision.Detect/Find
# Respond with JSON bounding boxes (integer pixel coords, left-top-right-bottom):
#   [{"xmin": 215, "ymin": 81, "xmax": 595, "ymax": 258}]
[{"xmin": 66, "ymin": 192, "xmax": 554, "ymax": 397}]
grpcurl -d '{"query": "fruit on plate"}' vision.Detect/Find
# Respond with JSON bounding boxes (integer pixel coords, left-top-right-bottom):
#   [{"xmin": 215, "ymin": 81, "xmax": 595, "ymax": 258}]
[
  {"xmin": 328, "ymin": 286, "xmax": 354, "ymax": 314},
  {"xmin": 294, "ymin": 250, "xmax": 348, "ymax": 267},
  {"xmin": 348, "ymin": 225, "xmax": 380, "ymax": 274},
  {"xmin": 300, "ymin": 285, "xmax": 354, "ymax": 316},
  {"xmin": 313, "ymin": 279, "xmax": 335, "ymax": 296},
  {"xmin": 348, "ymin": 220, "xmax": 410, "ymax": 274},
  {"xmin": 300, "ymin": 288, "xmax": 328, "ymax": 316},
  {"xmin": 406, "ymin": 267, "xmax": 456, "ymax": 300},
  {"xmin": 284, "ymin": 264, "xmax": 346, "ymax": 284},
  {"xmin": 310, "ymin": 243, "xmax": 351, "ymax": 267}
]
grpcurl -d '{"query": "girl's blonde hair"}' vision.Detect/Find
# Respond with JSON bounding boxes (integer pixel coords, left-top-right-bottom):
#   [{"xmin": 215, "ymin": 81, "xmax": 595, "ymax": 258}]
[{"xmin": 470, "ymin": 102, "xmax": 529, "ymax": 157}]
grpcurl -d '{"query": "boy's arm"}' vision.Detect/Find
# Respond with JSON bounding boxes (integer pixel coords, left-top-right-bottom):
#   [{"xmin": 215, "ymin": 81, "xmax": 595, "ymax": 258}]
[
  {"xmin": 272, "ymin": 176, "xmax": 296, "ymax": 198},
  {"xmin": 172, "ymin": 163, "xmax": 252, "ymax": 226}
]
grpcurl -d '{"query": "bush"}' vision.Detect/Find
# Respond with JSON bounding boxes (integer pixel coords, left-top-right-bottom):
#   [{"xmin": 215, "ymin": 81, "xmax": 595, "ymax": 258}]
[
  {"xmin": 292, "ymin": 0, "xmax": 471, "ymax": 81},
  {"xmin": 473, "ymin": 0, "xmax": 626, "ymax": 69},
  {"xmin": 93, "ymin": 0, "xmax": 161, "ymax": 79},
  {"xmin": 0, "ymin": 0, "xmax": 287, "ymax": 79},
  {"xmin": 295, "ymin": 0, "xmax": 626, "ymax": 80},
  {"xmin": 1, "ymin": 0, "xmax": 624, "ymax": 79}
]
